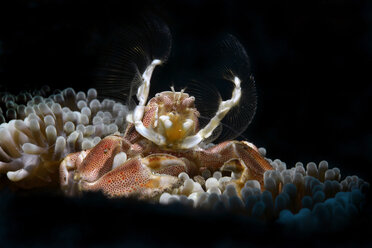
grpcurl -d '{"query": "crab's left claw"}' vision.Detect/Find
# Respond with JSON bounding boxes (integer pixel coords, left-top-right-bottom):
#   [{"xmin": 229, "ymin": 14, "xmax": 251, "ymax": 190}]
[
  {"xmin": 201, "ymin": 140, "xmax": 272, "ymax": 194},
  {"xmin": 221, "ymin": 158, "xmax": 256, "ymax": 195},
  {"xmin": 80, "ymin": 154, "xmax": 187, "ymax": 198}
]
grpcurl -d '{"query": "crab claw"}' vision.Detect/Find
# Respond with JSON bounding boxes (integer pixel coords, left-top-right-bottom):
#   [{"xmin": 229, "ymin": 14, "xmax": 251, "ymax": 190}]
[
  {"xmin": 221, "ymin": 158, "xmax": 252, "ymax": 194},
  {"xmin": 76, "ymin": 135, "xmax": 124, "ymax": 182},
  {"xmin": 220, "ymin": 142, "xmax": 271, "ymax": 192},
  {"xmin": 79, "ymin": 154, "xmax": 187, "ymax": 198},
  {"xmin": 200, "ymin": 140, "xmax": 272, "ymax": 194},
  {"xmin": 60, "ymin": 135, "xmax": 124, "ymax": 196}
]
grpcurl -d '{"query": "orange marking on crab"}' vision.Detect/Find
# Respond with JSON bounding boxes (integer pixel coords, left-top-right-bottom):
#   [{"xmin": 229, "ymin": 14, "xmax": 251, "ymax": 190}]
[{"xmin": 142, "ymin": 154, "xmax": 189, "ymax": 176}]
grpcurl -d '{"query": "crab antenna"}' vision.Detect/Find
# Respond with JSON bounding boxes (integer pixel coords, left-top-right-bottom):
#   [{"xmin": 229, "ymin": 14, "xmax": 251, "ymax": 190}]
[
  {"xmin": 132, "ymin": 59, "xmax": 167, "ymax": 145},
  {"xmin": 177, "ymin": 88, "xmax": 185, "ymax": 104},
  {"xmin": 180, "ymin": 76, "xmax": 242, "ymax": 149}
]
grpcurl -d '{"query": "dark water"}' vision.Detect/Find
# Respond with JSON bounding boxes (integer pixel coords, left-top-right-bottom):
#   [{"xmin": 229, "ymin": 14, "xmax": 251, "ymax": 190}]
[
  {"xmin": 0, "ymin": 0, "xmax": 371, "ymax": 246},
  {"xmin": 0, "ymin": 189, "xmax": 371, "ymax": 247}
]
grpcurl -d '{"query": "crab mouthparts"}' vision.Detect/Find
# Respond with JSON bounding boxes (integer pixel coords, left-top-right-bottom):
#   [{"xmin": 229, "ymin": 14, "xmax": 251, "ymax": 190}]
[{"xmin": 158, "ymin": 114, "xmax": 194, "ymax": 146}]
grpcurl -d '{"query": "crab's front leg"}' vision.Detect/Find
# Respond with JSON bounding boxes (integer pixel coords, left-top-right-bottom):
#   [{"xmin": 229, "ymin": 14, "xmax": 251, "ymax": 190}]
[
  {"xmin": 79, "ymin": 154, "xmax": 188, "ymax": 198},
  {"xmin": 59, "ymin": 150, "xmax": 89, "ymax": 196},
  {"xmin": 199, "ymin": 141, "xmax": 273, "ymax": 191}
]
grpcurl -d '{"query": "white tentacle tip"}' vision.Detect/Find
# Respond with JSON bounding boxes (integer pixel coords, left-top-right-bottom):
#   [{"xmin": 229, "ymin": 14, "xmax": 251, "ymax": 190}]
[
  {"xmin": 7, "ymin": 169, "xmax": 29, "ymax": 182},
  {"xmin": 233, "ymin": 76, "xmax": 241, "ymax": 87},
  {"xmin": 152, "ymin": 59, "xmax": 162, "ymax": 65},
  {"xmin": 22, "ymin": 143, "xmax": 45, "ymax": 155},
  {"xmin": 112, "ymin": 152, "xmax": 127, "ymax": 170}
]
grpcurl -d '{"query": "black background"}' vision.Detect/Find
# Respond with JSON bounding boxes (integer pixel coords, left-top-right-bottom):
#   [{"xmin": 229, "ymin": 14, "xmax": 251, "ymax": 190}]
[{"xmin": 0, "ymin": 0, "xmax": 371, "ymax": 246}]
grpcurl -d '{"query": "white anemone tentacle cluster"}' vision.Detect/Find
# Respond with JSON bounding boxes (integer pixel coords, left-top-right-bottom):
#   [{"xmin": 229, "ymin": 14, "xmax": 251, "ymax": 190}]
[
  {"xmin": 159, "ymin": 147, "xmax": 369, "ymax": 232},
  {"xmin": 0, "ymin": 87, "xmax": 128, "ymax": 188}
]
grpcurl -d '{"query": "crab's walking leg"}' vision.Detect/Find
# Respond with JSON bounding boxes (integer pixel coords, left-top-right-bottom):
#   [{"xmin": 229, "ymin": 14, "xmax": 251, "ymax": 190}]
[
  {"xmin": 60, "ymin": 150, "xmax": 89, "ymax": 195},
  {"xmin": 80, "ymin": 154, "xmax": 187, "ymax": 198},
  {"xmin": 199, "ymin": 141, "xmax": 273, "ymax": 191}
]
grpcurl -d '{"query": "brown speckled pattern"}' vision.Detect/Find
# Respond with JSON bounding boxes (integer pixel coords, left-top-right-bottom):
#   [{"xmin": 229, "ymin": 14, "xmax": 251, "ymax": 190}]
[
  {"xmin": 78, "ymin": 136, "xmax": 122, "ymax": 182},
  {"xmin": 82, "ymin": 157, "xmax": 151, "ymax": 197}
]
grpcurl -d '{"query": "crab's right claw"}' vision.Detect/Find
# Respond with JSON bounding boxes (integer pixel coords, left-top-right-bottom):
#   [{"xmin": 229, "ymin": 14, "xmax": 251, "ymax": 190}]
[{"xmin": 80, "ymin": 154, "xmax": 187, "ymax": 198}]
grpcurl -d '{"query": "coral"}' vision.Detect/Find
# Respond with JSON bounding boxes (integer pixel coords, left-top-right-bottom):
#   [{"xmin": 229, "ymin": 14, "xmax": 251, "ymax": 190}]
[
  {"xmin": 159, "ymin": 146, "xmax": 369, "ymax": 231},
  {"xmin": 0, "ymin": 87, "xmax": 128, "ymax": 188}
]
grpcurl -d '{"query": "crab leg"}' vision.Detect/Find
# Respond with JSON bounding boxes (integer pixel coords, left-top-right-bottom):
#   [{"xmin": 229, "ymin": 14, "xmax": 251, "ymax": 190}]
[{"xmin": 60, "ymin": 150, "xmax": 89, "ymax": 196}]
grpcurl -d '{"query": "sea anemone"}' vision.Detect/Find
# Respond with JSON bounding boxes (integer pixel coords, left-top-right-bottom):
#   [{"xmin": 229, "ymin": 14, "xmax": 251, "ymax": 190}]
[
  {"xmin": 159, "ymin": 147, "xmax": 369, "ymax": 231},
  {"xmin": 0, "ymin": 87, "xmax": 128, "ymax": 188}
]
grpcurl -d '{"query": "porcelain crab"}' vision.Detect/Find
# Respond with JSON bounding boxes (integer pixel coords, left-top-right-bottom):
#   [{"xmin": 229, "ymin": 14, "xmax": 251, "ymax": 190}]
[
  {"xmin": 59, "ymin": 18, "xmax": 273, "ymax": 198},
  {"xmin": 60, "ymin": 67, "xmax": 272, "ymax": 198}
]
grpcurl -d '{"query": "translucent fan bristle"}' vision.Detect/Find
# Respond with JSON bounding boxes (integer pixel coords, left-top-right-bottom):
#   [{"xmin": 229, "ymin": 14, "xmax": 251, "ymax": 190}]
[
  {"xmin": 184, "ymin": 34, "xmax": 257, "ymax": 143},
  {"xmin": 95, "ymin": 16, "xmax": 172, "ymax": 109}
]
